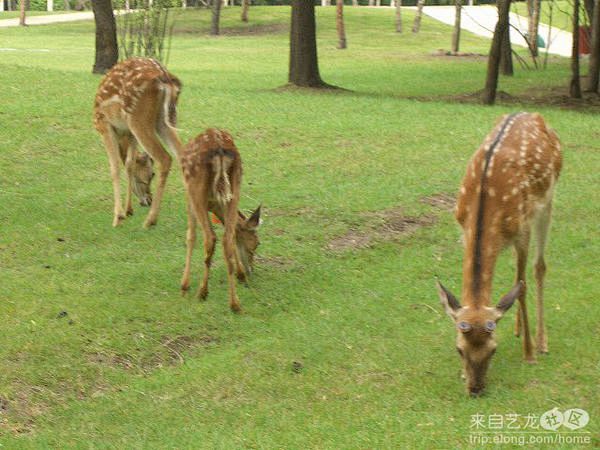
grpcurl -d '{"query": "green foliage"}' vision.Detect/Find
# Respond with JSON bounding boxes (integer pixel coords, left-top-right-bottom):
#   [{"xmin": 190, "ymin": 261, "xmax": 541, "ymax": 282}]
[{"xmin": 0, "ymin": 6, "xmax": 598, "ymax": 448}]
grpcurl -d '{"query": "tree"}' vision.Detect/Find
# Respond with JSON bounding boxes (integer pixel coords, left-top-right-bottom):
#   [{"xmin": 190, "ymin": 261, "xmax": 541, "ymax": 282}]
[
  {"xmin": 92, "ymin": 0, "xmax": 119, "ymax": 74},
  {"xmin": 588, "ymin": 0, "xmax": 600, "ymax": 92},
  {"xmin": 336, "ymin": 0, "xmax": 347, "ymax": 49},
  {"xmin": 482, "ymin": 0, "xmax": 511, "ymax": 104},
  {"xmin": 211, "ymin": 0, "xmax": 222, "ymax": 35},
  {"xmin": 288, "ymin": 0, "xmax": 330, "ymax": 87},
  {"xmin": 500, "ymin": 22, "xmax": 513, "ymax": 75},
  {"xmin": 571, "ymin": 0, "xmax": 582, "ymax": 97},
  {"xmin": 241, "ymin": 0, "xmax": 249, "ymax": 22},
  {"xmin": 412, "ymin": 0, "xmax": 425, "ymax": 33},
  {"xmin": 452, "ymin": 0, "xmax": 461, "ymax": 53},
  {"xmin": 395, "ymin": 0, "xmax": 402, "ymax": 33},
  {"xmin": 527, "ymin": 0, "xmax": 541, "ymax": 57},
  {"xmin": 19, "ymin": 0, "xmax": 26, "ymax": 26}
]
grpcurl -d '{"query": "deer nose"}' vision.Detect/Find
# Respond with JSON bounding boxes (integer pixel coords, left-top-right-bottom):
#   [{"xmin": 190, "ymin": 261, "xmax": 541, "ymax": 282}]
[{"xmin": 469, "ymin": 386, "xmax": 484, "ymax": 397}]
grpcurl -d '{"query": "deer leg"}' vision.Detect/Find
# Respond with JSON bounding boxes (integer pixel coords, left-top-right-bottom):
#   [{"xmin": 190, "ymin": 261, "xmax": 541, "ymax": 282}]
[
  {"xmin": 128, "ymin": 124, "xmax": 172, "ymax": 228},
  {"xmin": 534, "ymin": 201, "xmax": 552, "ymax": 354},
  {"xmin": 515, "ymin": 233, "xmax": 535, "ymax": 363},
  {"xmin": 124, "ymin": 142, "xmax": 136, "ymax": 216},
  {"xmin": 100, "ymin": 127, "xmax": 126, "ymax": 227},
  {"xmin": 181, "ymin": 199, "xmax": 196, "ymax": 294},
  {"xmin": 197, "ymin": 212, "xmax": 217, "ymax": 301},
  {"xmin": 223, "ymin": 202, "xmax": 241, "ymax": 312}
]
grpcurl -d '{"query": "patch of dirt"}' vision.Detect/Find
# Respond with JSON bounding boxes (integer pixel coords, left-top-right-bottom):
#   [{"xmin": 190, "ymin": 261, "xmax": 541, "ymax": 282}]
[
  {"xmin": 420, "ymin": 193, "xmax": 456, "ymax": 212},
  {"xmin": 411, "ymin": 85, "xmax": 600, "ymax": 113},
  {"xmin": 255, "ymin": 255, "xmax": 295, "ymax": 270},
  {"xmin": 174, "ymin": 23, "xmax": 288, "ymax": 36},
  {"xmin": 89, "ymin": 334, "xmax": 219, "ymax": 372},
  {"xmin": 327, "ymin": 206, "xmax": 436, "ymax": 252},
  {"xmin": 431, "ymin": 49, "xmax": 486, "ymax": 60}
]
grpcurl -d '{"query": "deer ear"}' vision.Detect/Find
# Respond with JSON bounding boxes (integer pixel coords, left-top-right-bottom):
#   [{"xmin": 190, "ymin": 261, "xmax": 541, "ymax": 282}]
[
  {"xmin": 495, "ymin": 281, "xmax": 523, "ymax": 316},
  {"xmin": 245, "ymin": 205, "xmax": 262, "ymax": 230},
  {"xmin": 436, "ymin": 279, "xmax": 461, "ymax": 320}
]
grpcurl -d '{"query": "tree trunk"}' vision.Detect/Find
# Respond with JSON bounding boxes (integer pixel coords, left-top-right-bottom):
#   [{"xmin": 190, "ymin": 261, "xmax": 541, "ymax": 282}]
[
  {"xmin": 241, "ymin": 0, "xmax": 249, "ymax": 22},
  {"xmin": 412, "ymin": 0, "xmax": 425, "ymax": 33},
  {"xmin": 352, "ymin": 0, "xmax": 358, "ymax": 5},
  {"xmin": 336, "ymin": 0, "xmax": 347, "ymax": 49},
  {"xmin": 527, "ymin": 0, "xmax": 541, "ymax": 57},
  {"xmin": 452, "ymin": 0, "xmax": 461, "ymax": 53},
  {"xmin": 587, "ymin": 0, "xmax": 600, "ymax": 92},
  {"xmin": 92, "ymin": 0, "xmax": 118, "ymax": 74},
  {"xmin": 571, "ymin": 0, "xmax": 582, "ymax": 97},
  {"xmin": 289, "ymin": 0, "xmax": 328, "ymax": 88},
  {"xmin": 19, "ymin": 0, "xmax": 26, "ymax": 26},
  {"xmin": 211, "ymin": 0, "xmax": 222, "ymax": 35},
  {"xmin": 395, "ymin": 0, "xmax": 402, "ymax": 32},
  {"xmin": 482, "ymin": 0, "xmax": 511, "ymax": 104},
  {"xmin": 500, "ymin": 20, "xmax": 513, "ymax": 75}
]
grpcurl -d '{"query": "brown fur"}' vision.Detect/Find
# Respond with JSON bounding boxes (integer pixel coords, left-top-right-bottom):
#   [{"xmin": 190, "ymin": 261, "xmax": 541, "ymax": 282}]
[
  {"xmin": 439, "ymin": 112, "xmax": 562, "ymax": 395},
  {"xmin": 179, "ymin": 129, "xmax": 261, "ymax": 312},
  {"xmin": 93, "ymin": 57, "xmax": 183, "ymax": 227}
]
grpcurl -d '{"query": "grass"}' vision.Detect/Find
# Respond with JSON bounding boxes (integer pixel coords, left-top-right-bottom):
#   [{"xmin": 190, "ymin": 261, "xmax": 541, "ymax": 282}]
[
  {"xmin": 511, "ymin": 0, "xmax": 578, "ymax": 31},
  {"xmin": 0, "ymin": 5, "xmax": 599, "ymax": 449}
]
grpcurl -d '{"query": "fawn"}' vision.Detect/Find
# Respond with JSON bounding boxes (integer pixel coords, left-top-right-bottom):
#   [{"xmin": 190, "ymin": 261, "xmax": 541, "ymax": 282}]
[
  {"xmin": 180, "ymin": 129, "xmax": 261, "ymax": 312},
  {"xmin": 94, "ymin": 57, "xmax": 183, "ymax": 227},
  {"xmin": 437, "ymin": 112, "xmax": 562, "ymax": 396}
]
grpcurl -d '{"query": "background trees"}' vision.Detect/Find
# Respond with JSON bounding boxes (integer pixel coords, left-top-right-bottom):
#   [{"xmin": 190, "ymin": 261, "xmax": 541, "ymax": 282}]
[{"xmin": 92, "ymin": 0, "xmax": 118, "ymax": 73}]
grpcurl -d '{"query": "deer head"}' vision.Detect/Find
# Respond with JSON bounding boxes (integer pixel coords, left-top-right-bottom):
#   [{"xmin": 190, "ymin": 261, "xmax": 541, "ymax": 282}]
[
  {"xmin": 436, "ymin": 280, "xmax": 522, "ymax": 396},
  {"xmin": 236, "ymin": 205, "xmax": 262, "ymax": 275},
  {"xmin": 131, "ymin": 152, "xmax": 155, "ymax": 207}
]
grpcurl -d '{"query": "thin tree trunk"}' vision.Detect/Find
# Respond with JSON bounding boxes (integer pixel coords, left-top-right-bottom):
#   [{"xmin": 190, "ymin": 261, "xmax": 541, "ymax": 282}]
[
  {"xmin": 482, "ymin": 0, "xmax": 511, "ymax": 104},
  {"xmin": 396, "ymin": 0, "xmax": 402, "ymax": 32},
  {"xmin": 452, "ymin": 0, "xmax": 461, "ymax": 53},
  {"xmin": 336, "ymin": 0, "xmax": 347, "ymax": 49},
  {"xmin": 571, "ymin": 0, "xmax": 582, "ymax": 97},
  {"xmin": 19, "ymin": 0, "xmax": 26, "ymax": 26},
  {"xmin": 92, "ymin": 0, "xmax": 118, "ymax": 74},
  {"xmin": 289, "ymin": 0, "xmax": 328, "ymax": 87},
  {"xmin": 587, "ymin": 0, "xmax": 600, "ymax": 91},
  {"xmin": 211, "ymin": 0, "xmax": 222, "ymax": 35},
  {"xmin": 412, "ymin": 0, "xmax": 425, "ymax": 33},
  {"xmin": 527, "ymin": 0, "xmax": 541, "ymax": 57},
  {"xmin": 241, "ymin": 0, "xmax": 249, "ymax": 22},
  {"xmin": 500, "ymin": 20, "xmax": 513, "ymax": 75}
]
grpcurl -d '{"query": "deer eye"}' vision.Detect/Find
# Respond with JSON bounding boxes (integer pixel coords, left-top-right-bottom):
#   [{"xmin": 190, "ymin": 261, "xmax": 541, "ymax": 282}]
[
  {"xmin": 485, "ymin": 320, "xmax": 497, "ymax": 332},
  {"xmin": 457, "ymin": 321, "xmax": 472, "ymax": 332}
]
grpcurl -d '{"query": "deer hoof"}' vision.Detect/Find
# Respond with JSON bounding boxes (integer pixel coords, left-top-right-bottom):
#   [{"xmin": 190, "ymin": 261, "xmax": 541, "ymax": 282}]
[
  {"xmin": 197, "ymin": 287, "xmax": 208, "ymax": 300},
  {"xmin": 230, "ymin": 301, "xmax": 241, "ymax": 313},
  {"xmin": 236, "ymin": 271, "xmax": 247, "ymax": 283},
  {"xmin": 525, "ymin": 357, "xmax": 537, "ymax": 365},
  {"xmin": 126, "ymin": 208, "xmax": 134, "ymax": 217},
  {"xmin": 143, "ymin": 217, "xmax": 157, "ymax": 228},
  {"xmin": 112, "ymin": 214, "xmax": 125, "ymax": 227}
]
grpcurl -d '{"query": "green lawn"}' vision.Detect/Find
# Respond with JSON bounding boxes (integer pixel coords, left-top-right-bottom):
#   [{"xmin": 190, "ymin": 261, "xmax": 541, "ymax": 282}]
[
  {"xmin": 0, "ymin": 6, "xmax": 598, "ymax": 449},
  {"xmin": 511, "ymin": 1, "xmax": 576, "ymax": 31}
]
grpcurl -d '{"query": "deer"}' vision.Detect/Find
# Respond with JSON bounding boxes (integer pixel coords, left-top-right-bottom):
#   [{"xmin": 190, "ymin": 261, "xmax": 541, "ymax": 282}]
[
  {"xmin": 179, "ymin": 128, "xmax": 261, "ymax": 312},
  {"xmin": 93, "ymin": 57, "xmax": 183, "ymax": 228},
  {"xmin": 436, "ymin": 112, "xmax": 562, "ymax": 396}
]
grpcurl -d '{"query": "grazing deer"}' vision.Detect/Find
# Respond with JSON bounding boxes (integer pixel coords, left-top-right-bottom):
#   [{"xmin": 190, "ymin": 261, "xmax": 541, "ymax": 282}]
[
  {"xmin": 180, "ymin": 129, "xmax": 261, "ymax": 312},
  {"xmin": 437, "ymin": 112, "xmax": 562, "ymax": 396},
  {"xmin": 93, "ymin": 57, "xmax": 183, "ymax": 227}
]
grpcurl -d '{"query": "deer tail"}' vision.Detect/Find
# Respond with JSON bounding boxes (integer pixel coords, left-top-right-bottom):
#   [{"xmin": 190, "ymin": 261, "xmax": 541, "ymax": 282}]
[{"xmin": 211, "ymin": 150, "xmax": 234, "ymax": 205}]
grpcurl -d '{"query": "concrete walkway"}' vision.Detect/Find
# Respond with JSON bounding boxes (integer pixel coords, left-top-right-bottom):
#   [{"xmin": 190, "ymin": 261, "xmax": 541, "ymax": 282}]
[
  {"xmin": 0, "ymin": 11, "xmax": 94, "ymax": 28},
  {"xmin": 423, "ymin": 5, "xmax": 572, "ymax": 57}
]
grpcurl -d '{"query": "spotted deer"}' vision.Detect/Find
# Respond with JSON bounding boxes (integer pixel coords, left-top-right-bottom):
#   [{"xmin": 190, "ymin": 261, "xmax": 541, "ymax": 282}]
[
  {"xmin": 437, "ymin": 112, "xmax": 562, "ymax": 396},
  {"xmin": 180, "ymin": 129, "xmax": 261, "ymax": 312},
  {"xmin": 93, "ymin": 57, "xmax": 183, "ymax": 227}
]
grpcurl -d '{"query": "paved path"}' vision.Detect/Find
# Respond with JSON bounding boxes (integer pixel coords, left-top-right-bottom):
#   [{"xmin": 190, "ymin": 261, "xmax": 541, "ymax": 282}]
[
  {"xmin": 0, "ymin": 11, "xmax": 94, "ymax": 28},
  {"xmin": 423, "ymin": 5, "xmax": 572, "ymax": 57}
]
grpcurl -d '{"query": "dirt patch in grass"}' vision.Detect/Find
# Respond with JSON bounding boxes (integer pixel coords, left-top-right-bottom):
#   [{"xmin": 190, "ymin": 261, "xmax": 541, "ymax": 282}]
[
  {"xmin": 0, "ymin": 388, "xmax": 50, "ymax": 436},
  {"xmin": 420, "ymin": 192, "xmax": 456, "ymax": 212},
  {"xmin": 255, "ymin": 255, "xmax": 295, "ymax": 270},
  {"xmin": 430, "ymin": 49, "xmax": 486, "ymax": 60},
  {"xmin": 89, "ymin": 334, "xmax": 219, "ymax": 372},
  {"xmin": 410, "ymin": 85, "xmax": 600, "ymax": 113},
  {"xmin": 327, "ymin": 206, "xmax": 436, "ymax": 252}
]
